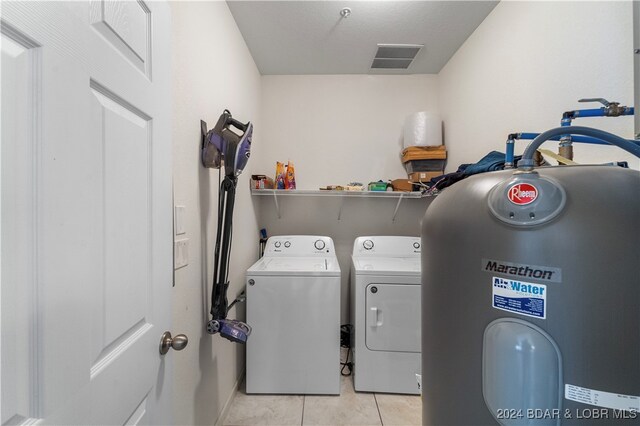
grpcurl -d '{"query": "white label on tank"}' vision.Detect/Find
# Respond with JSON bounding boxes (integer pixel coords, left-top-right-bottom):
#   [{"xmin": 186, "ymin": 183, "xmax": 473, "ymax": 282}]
[
  {"xmin": 565, "ymin": 384, "xmax": 640, "ymax": 413},
  {"xmin": 492, "ymin": 277, "xmax": 546, "ymax": 319}
]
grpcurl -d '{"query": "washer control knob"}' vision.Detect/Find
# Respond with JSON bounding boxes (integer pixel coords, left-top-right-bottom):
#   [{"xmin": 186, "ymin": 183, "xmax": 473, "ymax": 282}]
[
  {"xmin": 314, "ymin": 239, "xmax": 326, "ymax": 250},
  {"xmin": 274, "ymin": 241, "xmax": 281, "ymax": 248},
  {"xmin": 413, "ymin": 242, "xmax": 420, "ymax": 249},
  {"xmin": 363, "ymin": 240, "xmax": 374, "ymax": 250},
  {"xmin": 284, "ymin": 241, "xmax": 291, "ymax": 248}
]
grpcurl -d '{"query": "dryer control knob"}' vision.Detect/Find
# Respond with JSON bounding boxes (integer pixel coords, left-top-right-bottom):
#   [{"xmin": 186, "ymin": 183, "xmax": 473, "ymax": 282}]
[
  {"xmin": 284, "ymin": 241, "xmax": 291, "ymax": 248},
  {"xmin": 274, "ymin": 241, "xmax": 281, "ymax": 248},
  {"xmin": 363, "ymin": 240, "xmax": 374, "ymax": 250},
  {"xmin": 314, "ymin": 239, "xmax": 326, "ymax": 250},
  {"xmin": 413, "ymin": 242, "xmax": 420, "ymax": 249}
]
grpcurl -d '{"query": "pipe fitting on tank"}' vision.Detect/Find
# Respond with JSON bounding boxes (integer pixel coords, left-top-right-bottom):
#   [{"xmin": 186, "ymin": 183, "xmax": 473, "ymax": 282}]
[
  {"xmin": 558, "ymin": 138, "xmax": 574, "ymax": 163},
  {"xmin": 512, "ymin": 168, "xmax": 538, "ymax": 176},
  {"xmin": 517, "ymin": 158, "xmax": 535, "ymax": 170}
]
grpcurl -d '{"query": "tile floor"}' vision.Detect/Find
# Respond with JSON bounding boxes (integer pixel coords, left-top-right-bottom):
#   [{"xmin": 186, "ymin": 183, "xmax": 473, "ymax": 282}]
[{"xmin": 222, "ymin": 374, "xmax": 422, "ymax": 426}]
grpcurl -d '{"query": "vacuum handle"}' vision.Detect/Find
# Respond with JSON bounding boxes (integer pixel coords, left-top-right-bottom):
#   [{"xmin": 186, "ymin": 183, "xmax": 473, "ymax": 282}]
[{"xmin": 228, "ymin": 117, "xmax": 249, "ymax": 132}]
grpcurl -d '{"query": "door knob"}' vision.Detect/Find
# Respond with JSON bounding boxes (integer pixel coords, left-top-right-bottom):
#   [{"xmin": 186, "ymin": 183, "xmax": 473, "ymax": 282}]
[{"xmin": 159, "ymin": 331, "xmax": 188, "ymax": 355}]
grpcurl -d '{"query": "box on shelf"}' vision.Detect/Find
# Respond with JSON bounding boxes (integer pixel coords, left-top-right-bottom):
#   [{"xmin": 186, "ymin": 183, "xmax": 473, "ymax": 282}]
[
  {"xmin": 391, "ymin": 179, "xmax": 414, "ymax": 192},
  {"xmin": 402, "ymin": 145, "xmax": 446, "ymax": 177},
  {"xmin": 409, "ymin": 171, "xmax": 443, "ymax": 183},
  {"xmin": 401, "ymin": 145, "xmax": 447, "ymax": 163},
  {"xmin": 404, "ymin": 159, "xmax": 446, "ymax": 174}
]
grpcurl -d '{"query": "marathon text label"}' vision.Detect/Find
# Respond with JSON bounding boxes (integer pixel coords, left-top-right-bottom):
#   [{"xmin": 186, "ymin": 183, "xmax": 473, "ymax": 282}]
[{"xmin": 482, "ymin": 258, "xmax": 562, "ymax": 283}]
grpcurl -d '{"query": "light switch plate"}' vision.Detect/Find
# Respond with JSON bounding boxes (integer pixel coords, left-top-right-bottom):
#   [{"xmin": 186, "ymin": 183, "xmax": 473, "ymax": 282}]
[
  {"xmin": 174, "ymin": 238, "xmax": 189, "ymax": 269},
  {"xmin": 175, "ymin": 205, "xmax": 186, "ymax": 235}
]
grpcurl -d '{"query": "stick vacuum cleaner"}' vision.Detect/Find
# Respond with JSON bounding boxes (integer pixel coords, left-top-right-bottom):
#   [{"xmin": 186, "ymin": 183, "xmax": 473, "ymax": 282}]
[{"xmin": 201, "ymin": 110, "xmax": 253, "ymax": 343}]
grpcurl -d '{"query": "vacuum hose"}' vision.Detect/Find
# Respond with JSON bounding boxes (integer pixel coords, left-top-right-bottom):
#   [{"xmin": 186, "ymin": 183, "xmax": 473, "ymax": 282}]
[{"xmin": 518, "ymin": 126, "xmax": 640, "ymax": 169}]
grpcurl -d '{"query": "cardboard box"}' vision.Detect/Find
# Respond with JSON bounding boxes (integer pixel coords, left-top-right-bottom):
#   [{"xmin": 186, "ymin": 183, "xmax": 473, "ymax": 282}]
[
  {"xmin": 391, "ymin": 179, "xmax": 414, "ymax": 192},
  {"xmin": 402, "ymin": 145, "xmax": 447, "ymax": 162},
  {"xmin": 405, "ymin": 159, "xmax": 447, "ymax": 174},
  {"xmin": 409, "ymin": 171, "xmax": 443, "ymax": 183}
]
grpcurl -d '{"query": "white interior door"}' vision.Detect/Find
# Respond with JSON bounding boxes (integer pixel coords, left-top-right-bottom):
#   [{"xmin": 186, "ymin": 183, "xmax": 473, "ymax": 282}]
[{"xmin": 1, "ymin": 1, "xmax": 173, "ymax": 424}]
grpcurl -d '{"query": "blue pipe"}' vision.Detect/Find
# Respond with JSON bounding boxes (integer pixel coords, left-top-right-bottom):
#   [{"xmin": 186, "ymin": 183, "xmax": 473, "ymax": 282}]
[
  {"xmin": 519, "ymin": 126, "xmax": 640, "ymax": 169},
  {"xmin": 505, "ymin": 139, "xmax": 515, "ymax": 166},
  {"xmin": 575, "ymin": 106, "xmax": 635, "ymax": 118},
  {"xmin": 573, "ymin": 108, "xmax": 608, "ymax": 118},
  {"xmin": 515, "ymin": 132, "xmax": 627, "ymax": 146},
  {"xmin": 562, "ymin": 106, "xmax": 634, "ymax": 124},
  {"xmin": 566, "ymin": 135, "xmax": 611, "ymax": 145},
  {"xmin": 559, "ymin": 107, "xmax": 635, "ymax": 150},
  {"xmin": 518, "ymin": 132, "xmax": 541, "ymax": 140}
]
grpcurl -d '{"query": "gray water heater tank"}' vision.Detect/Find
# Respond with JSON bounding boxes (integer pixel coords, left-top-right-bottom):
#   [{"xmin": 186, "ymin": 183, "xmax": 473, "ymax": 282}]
[{"xmin": 421, "ymin": 165, "xmax": 640, "ymax": 425}]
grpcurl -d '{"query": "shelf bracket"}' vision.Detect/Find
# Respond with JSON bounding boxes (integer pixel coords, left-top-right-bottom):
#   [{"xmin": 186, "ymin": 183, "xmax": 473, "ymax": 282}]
[
  {"xmin": 392, "ymin": 193, "xmax": 405, "ymax": 222},
  {"xmin": 272, "ymin": 191, "xmax": 281, "ymax": 219},
  {"xmin": 337, "ymin": 196, "xmax": 345, "ymax": 220}
]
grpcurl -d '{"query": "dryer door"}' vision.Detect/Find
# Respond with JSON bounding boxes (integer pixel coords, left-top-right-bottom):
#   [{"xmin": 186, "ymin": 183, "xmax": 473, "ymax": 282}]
[{"xmin": 365, "ymin": 283, "xmax": 420, "ymax": 352}]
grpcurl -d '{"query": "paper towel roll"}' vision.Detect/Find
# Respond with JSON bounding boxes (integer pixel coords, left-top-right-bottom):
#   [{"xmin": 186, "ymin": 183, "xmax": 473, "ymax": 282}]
[{"xmin": 403, "ymin": 111, "xmax": 442, "ymax": 148}]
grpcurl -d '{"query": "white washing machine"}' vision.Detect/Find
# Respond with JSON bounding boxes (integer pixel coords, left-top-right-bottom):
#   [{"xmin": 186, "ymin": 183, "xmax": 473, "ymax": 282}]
[
  {"xmin": 246, "ymin": 235, "xmax": 341, "ymax": 395},
  {"xmin": 350, "ymin": 236, "xmax": 421, "ymax": 395}
]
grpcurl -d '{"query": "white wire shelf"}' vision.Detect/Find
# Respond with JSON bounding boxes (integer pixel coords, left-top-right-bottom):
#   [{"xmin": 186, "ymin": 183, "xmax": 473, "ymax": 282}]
[
  {"xmin": 250, "ymin": 189, "xmax": 432, "ymax": 221},
  {"xmin": 250, "ymin": 189, "xmax": 426, "ymax": 198}
]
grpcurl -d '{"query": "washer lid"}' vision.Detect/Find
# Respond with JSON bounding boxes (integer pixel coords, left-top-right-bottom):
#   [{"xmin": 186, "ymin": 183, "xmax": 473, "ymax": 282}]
[
  {"xmin": 352, "ymin": 257, "xmax": 421, "ymax": 276},
  {"xmin": 247, "ymin": 256, "xmax": 341, "ymax": 276}
]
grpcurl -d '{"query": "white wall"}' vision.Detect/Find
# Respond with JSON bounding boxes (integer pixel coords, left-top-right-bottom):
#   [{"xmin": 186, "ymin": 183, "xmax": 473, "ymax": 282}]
[
  {"xmin": 171, "ymin": 2, "xmax": 262, "ymax": 424},
  {"xmin": 258, "ymin": 75, "xmax": 440, "ymax": 189},
  {"xmin": 438, "ymin": 1, "xmax": 637, "ymax": 171},
  {"xmin": 256, "ymin": 75, "xmax": 439, "ymax": 322}
]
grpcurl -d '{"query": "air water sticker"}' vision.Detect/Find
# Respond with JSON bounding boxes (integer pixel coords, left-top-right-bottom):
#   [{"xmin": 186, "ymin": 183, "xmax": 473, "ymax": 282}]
[
  {"xmin": 492, "ymin": 277, "xmax": 546, "ymax": 319},
  {"xmin": 565, "ymin": 384, "xmax": 640, "ymax": 413}
]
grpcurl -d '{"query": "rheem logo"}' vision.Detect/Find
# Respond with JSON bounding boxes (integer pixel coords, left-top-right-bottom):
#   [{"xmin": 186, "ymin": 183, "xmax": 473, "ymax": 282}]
[{"xmin": 508, "ymin": 183, "xmax": 538, "ymax": 205}]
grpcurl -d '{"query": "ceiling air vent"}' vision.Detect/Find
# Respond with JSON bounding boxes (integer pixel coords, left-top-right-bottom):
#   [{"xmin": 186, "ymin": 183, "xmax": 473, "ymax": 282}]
[{"xmin": 371, "ymin": 44, "xmax": 423, "ymax": 69}]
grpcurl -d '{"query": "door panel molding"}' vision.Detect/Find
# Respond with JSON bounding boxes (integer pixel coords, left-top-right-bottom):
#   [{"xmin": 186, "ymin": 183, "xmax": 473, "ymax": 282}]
[
  {"xmin": 90, "ymin": 0, "xmax": 152, "ymax": 79},
  {"xmin": 1, "ymin": 19, "xmax": 43, "ymax": 423},
  {"xmin": 90, "ymin": 320, "xmax": 152, "ymax": 379}
]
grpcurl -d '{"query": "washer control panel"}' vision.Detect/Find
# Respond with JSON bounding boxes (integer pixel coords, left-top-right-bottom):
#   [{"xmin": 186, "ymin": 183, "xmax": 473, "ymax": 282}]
[
  {"xmin": 265, "ymin": 235, "xmax": 335, "ymax": 256},
  {"xmin": 353, "ymin": 236, "xmax": 421, "ymax": 256}
]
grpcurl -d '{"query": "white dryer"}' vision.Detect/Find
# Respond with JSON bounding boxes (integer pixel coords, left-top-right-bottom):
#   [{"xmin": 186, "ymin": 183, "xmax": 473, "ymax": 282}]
[
  {"xmin": 350, "ymin": 236, "xmax": 421, "ymax": 395},
  {"xmin": 246, "ymin": 235, "xmax": 341, "ymax": 395}
]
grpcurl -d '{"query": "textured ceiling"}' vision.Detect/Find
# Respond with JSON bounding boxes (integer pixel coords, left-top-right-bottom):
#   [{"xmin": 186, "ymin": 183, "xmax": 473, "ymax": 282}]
[{"xmin": 227, "ymin": 1, "xmax": 499, "ymax": 75}]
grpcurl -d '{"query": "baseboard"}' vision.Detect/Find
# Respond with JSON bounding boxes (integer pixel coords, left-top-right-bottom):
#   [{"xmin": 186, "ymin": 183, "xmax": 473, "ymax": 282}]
[{"xmin": 214, "ymin": 369, "xmax": 245, "ymax": 426}]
